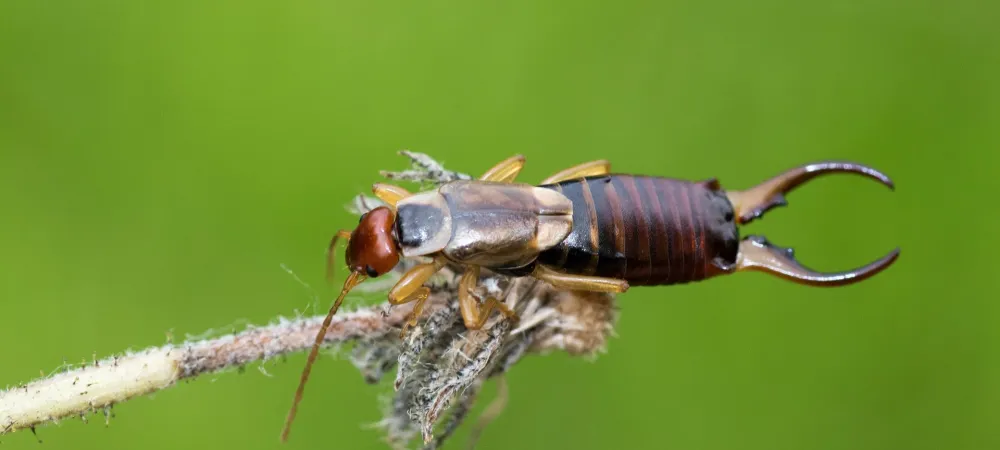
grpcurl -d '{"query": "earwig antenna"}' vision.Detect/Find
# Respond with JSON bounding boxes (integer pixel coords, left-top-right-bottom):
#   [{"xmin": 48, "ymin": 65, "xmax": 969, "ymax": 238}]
[{"xmin": 281, "ymin": 230, "xmax": 364, "ymax": 443}]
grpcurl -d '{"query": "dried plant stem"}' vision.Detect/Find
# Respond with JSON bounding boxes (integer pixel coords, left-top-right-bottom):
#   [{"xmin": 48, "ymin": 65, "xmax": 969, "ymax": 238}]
[{"xmin": 0, "ymin": 305, "xmax": 418, "ymax": 435}]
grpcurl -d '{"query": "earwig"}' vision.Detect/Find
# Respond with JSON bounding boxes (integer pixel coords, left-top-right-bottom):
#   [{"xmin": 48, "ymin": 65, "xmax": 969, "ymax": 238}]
[{"xmin": 279, "ymin": 155, "xmax": 899, "ymax": 442}]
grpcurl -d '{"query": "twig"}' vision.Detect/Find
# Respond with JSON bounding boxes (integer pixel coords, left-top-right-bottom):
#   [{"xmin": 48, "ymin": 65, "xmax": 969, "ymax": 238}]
[{"xmin": 0, "ymin": 305, "xmax": 416, "ymax": 435}]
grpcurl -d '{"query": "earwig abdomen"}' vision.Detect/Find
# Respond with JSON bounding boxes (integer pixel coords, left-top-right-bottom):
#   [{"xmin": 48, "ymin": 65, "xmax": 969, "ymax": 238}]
[{"xmin": 537, "ymin": 175, "xmax": 740, "ymax": 286}]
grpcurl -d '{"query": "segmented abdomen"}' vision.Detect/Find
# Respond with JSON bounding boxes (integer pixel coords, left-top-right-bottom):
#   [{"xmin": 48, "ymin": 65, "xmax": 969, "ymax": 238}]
[{"xmin": 536, "ymin": 175, "xmax": 739, "ymax": 286}]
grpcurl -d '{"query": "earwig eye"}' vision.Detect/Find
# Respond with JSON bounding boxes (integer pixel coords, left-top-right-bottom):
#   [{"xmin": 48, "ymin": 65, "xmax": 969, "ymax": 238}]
[
  {"xmin": 359, "ymin": 213, "xmax": 367, "ymax": 224},
  {"xmin": 365, "ymin": 265, "xmax": 378, "ymax": 277}
]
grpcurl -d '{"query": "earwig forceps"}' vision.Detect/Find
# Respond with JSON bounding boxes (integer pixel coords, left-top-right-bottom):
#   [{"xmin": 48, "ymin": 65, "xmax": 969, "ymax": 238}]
[{"xmin": 722, "ymin": 161, "xmax": 900, "ymax": 286}]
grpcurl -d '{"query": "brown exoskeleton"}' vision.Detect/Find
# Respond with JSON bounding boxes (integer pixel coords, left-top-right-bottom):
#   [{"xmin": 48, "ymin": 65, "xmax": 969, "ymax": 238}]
[{"xmin": 280, "ymin": 155, "xmax": 899, "ymax": 441}]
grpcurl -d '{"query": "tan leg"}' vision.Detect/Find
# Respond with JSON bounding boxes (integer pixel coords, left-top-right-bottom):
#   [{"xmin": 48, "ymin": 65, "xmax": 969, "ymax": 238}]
[
  {"xmin": 479, "ymin": 155, "xmax": 526, "ymax": 183},
  {"xmin": 532, "ymin": 264, "xmax": 629, "ymax": 293},
  {"xmin": 388, "ymin": 258, "xmax": 447, "ymax": 337},
  {"xmin": 539, "ymin": 159, "xmax": 611, "ymax": 184},
  {"xmin": 458, "ymin": 267, "xmax": 519, "ymax": 330},
  {"xmin": 372, "ymin": 182, "xmax": 412, "ymax": 207}
]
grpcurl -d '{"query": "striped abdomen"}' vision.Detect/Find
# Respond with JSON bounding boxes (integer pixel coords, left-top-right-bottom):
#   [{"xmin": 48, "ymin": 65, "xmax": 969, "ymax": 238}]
[{"xmin": 536, "ymin": 175, "xmax": 740, "ymax": 286}]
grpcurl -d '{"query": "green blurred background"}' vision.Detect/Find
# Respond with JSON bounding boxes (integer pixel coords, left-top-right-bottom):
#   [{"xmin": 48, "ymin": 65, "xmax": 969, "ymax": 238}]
[{"xmin": 1, "ymin": 0, "xmax": 997, "ymax": 449}]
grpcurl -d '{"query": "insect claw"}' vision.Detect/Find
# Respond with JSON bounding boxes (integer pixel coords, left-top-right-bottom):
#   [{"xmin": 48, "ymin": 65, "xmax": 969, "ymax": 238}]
[
  {"xmin": 757, "ymin": 236, "xmax": 796, "ymax": 259},
  {"xmin": 721, "ymin": 161, "xmax": 898, "ymax": 287},
  {"xmin": 726, "ymin": 161, "xmax": 894, "ymax": 225},
  {"xmin": 399, "ymin": 323, "xmax": 412, "ymax": 340},
  {"xmin": 747, "ymin": 193, "xmax": 788, "ymax": 221},
  {"xmin": 735, "ymin": 234, "xmax": 900, "ymax": 287}
]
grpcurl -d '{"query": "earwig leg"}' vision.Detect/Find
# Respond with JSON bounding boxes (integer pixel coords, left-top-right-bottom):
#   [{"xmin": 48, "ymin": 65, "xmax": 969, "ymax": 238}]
[
  {"xmin": 372, "ymin": 183, "xmax": 412, "ymax": 208},
  {"xmin": 388, "ymin": 258, "xmax": 448, "ymax": 337},
  {"xmin": 479, "ymin": 155, "xmax": 526, "ymax": 183},
  {"xmin": 397, "ymin": 288, "xmax": 430, "ymax": 338},
  {"xmin": 724, "ymin": 161, "xmax": 894, "ymax": 225},
  {"xmin": 388, "ymin": 258, "xmax": 447, "ymax": 305},
  {"xmin": 531, "ymin": 264, "xmax": 629, "ymax": 293},
  {"xmin": 539, "ymin": 159, "xmax": 611, "ymax": 184},
  {"xmin": 458, "ymin": 266, "xmax": 520, "ymax": 330}
]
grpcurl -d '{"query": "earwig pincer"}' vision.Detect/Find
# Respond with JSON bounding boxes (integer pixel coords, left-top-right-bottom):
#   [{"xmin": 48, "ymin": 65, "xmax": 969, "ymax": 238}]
[{"xmin": 280, "ymin": 155, "xmax": 899, "ymax": 441}]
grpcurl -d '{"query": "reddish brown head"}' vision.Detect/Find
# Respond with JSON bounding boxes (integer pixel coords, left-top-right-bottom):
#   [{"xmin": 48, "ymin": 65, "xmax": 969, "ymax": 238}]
[
  {"xmin": 281, "ymin": 205, "xmax": 401, "ymax": 443},
  {"xmin": 345, "ymin": 206, "xmax": 401, "ymax": 278}
]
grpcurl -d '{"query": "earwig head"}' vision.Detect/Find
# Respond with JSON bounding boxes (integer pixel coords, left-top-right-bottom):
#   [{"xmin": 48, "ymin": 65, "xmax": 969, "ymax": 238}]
[
  {"xmin": 721, "ymin": 161, "xmax": 900, "ymax": 287},
  {"xmin": 345, "ymin": 206, "xmax": 401, "ymax": 278},
  {"xmin": 282, "ymin": 205, "xmax": 402, "ymax": 443}
]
